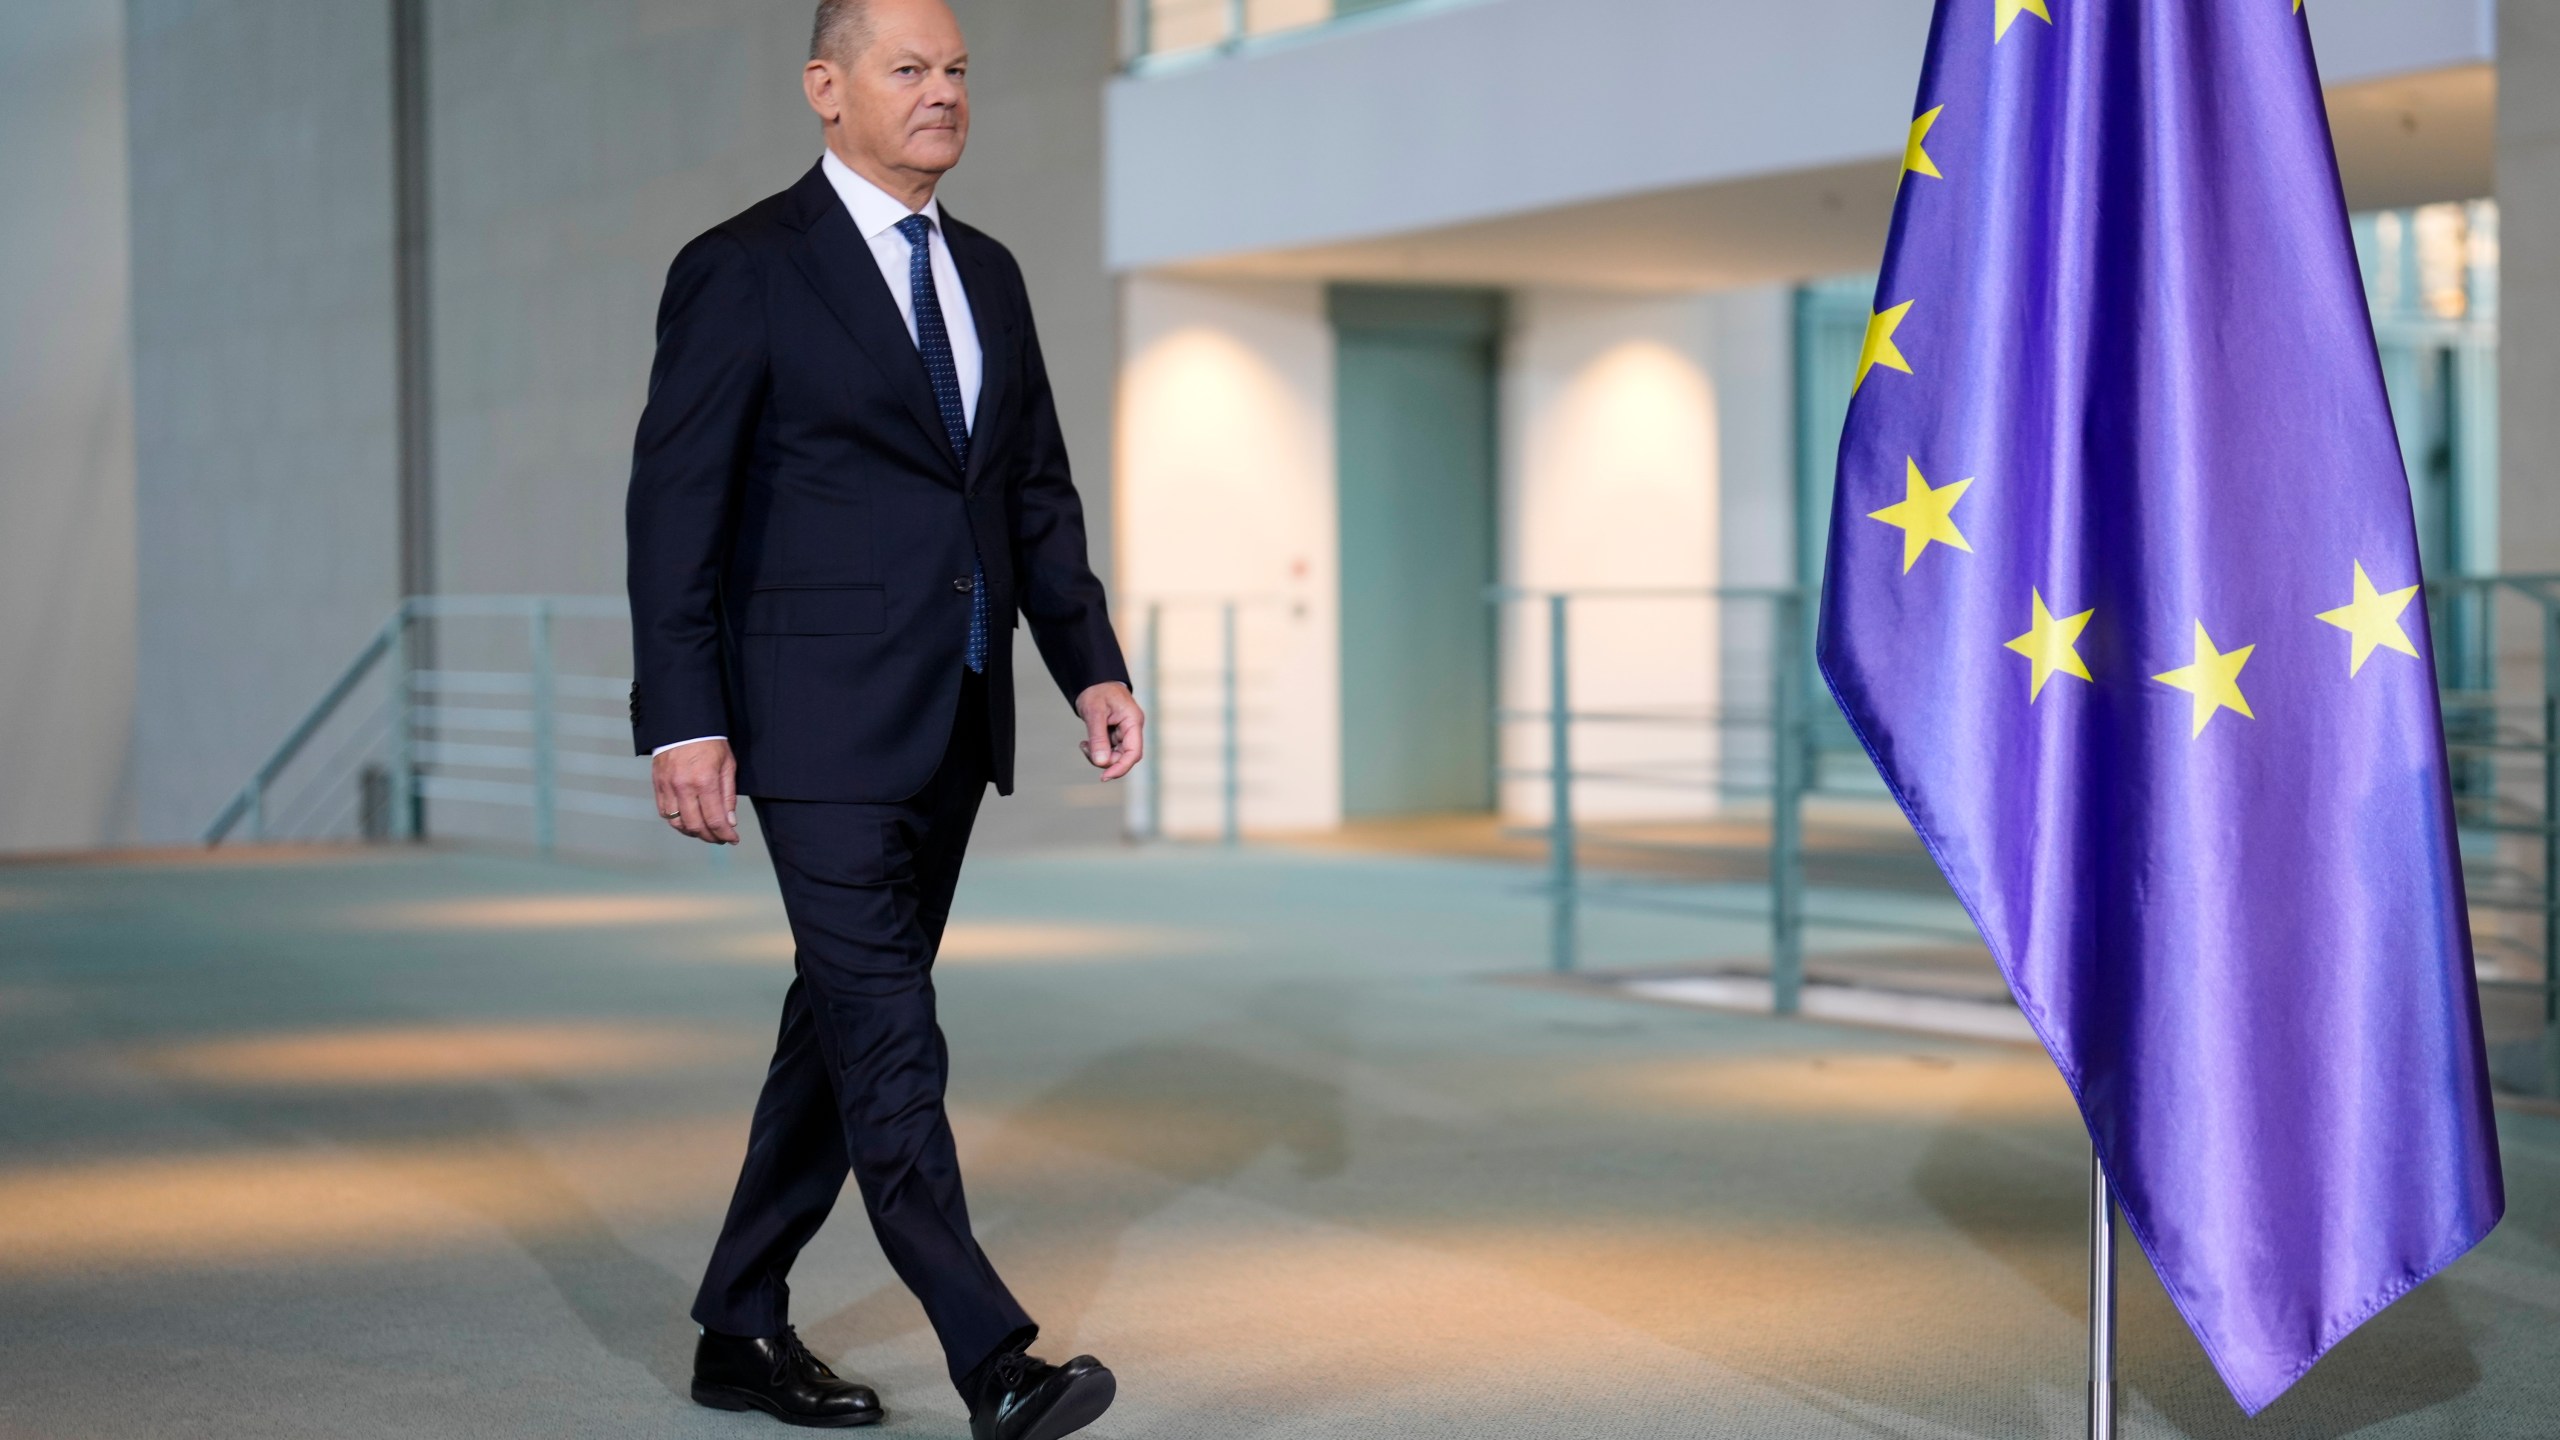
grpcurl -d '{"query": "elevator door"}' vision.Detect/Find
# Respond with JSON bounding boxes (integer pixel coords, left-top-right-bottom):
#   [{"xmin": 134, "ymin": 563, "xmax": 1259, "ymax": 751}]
[{"xmin": 1332, "ymin": 286, "xmax": 1502, "ymax": 818}]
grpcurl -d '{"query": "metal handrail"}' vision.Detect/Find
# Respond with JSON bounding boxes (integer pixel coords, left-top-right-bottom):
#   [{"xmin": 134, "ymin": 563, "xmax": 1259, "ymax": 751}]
[
  {"xmin": 204, "ymin": 605, "xmax": 410, "ymax": 845},
  {"xmin": 1490, "ymin": 586, "xmax": 1833, "ymax": 1004},
  {"xmin": 205, "ymin": 595, "xmax": 642, "ymax": 855},
  {"xmin": 1489, "ymin": 575, "xmax": 2560, "ymax": 1095},
  {"xmin": 1127, "ymin": 595, "xmax": 1293, "ymax": 845}
]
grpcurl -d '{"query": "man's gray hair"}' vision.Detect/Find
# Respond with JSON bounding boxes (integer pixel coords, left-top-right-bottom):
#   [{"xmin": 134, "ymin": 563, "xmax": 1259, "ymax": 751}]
[{"xmin": 810, "ymin": 0, "xmax": 874, "ymax": 63}]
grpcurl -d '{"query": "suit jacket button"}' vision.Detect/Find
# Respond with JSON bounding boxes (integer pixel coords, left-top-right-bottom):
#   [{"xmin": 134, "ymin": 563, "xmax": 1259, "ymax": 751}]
[{"xmin": 954, "ymin": 577, "xmax": 975, "ymax": 593}]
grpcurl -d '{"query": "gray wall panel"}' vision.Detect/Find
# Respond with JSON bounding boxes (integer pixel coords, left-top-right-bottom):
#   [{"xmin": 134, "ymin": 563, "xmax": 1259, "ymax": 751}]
[
  {"xmin": 0, "ymin": 0, "xmax": 136, "ymax": 852},
  {"xmin": 426, "ymin": 0, "xmax": 814, "ymax": 601},
  {"xmin": 127, "ymin": 0, "xmax": 402, "ymax": 843},
  {"xmin": 425, "ymin": 0, "xmax": 1120, "ymax": 598}
]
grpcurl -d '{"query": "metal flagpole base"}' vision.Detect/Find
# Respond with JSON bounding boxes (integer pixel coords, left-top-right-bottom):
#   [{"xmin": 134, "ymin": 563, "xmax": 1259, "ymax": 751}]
[{"xmin": 2088, "ymin": 1148, "xmax": 2118, "ymax": 1440}]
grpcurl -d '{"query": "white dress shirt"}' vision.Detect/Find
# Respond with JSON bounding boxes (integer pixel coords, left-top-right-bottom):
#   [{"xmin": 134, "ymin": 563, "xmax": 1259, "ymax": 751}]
[{"xmin": 653, "ymin": 153, "xmax": 983, "ymax": 760}]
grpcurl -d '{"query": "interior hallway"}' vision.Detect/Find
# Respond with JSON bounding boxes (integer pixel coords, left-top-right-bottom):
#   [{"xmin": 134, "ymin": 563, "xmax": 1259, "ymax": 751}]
[{"xmin": 0, "ymin": 842, "xmax": 2553, "ymax": 1439}]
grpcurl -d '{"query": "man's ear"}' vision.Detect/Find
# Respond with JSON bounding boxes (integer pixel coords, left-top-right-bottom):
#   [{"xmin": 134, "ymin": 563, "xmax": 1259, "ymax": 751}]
[{"xmin": 803, "ymin": 60, "xmax": 843, "ymax": 124}]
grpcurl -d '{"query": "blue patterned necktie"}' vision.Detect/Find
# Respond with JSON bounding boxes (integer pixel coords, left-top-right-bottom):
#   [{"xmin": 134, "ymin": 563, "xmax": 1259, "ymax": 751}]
[{"xmin": 895, "ymin": 213, "xmax": 986, "ymax": 674}]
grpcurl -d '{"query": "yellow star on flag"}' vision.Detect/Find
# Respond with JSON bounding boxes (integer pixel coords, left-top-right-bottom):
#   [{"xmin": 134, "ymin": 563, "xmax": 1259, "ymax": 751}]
[
  {"xmin": 2314, "ymin": 561, "xmax": 2420, "ymax": 676},
  {"xmin": 1996, "ymin": 0, "xmax": 2052, "ymax": 40},
  {"xmin": 1854, "ymin": 301, "xmax": 1914, "ymax": 395},
  {"xmin": 2004, "ymin": 590, "xmax": 2094, "ymax": 701},
  {"xmin": 2153, "ymin": 621, "xmax": 2256, "ymax": 737},
  {"xmin": 1867, "ymin": 459, "xmax": 1973, "ymax": 573},
  {"xmin": 1901, "ymin": 106, "xmax": 1944, "ymax": 189}
]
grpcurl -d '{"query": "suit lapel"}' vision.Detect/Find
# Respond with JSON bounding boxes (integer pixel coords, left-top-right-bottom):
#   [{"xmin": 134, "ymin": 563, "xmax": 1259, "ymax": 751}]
[
  {"xmin": 944, "ymin": 218, "xmax": 1014, "ymax": 494},
  {"xmin": 780, "ymin": 168, "xmax": 965, "ymax": 482}
]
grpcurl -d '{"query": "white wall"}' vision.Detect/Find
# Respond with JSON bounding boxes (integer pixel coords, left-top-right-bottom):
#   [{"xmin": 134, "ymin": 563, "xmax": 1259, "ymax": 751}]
[
  {"xmin": 1115, "ymin": 276, "xmax": 1340, "ymax": 834},
  {"xmin": 1499, "ymin": 289, "xmax": 1721, "ymax": 824},
  {"xmin": 0, "ymin": 0, "xmax": 136, "ymax": 852}
]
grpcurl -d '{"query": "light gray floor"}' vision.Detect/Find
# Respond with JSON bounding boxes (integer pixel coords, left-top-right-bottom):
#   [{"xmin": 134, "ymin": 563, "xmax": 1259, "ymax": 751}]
[{"xmin": 0, "ymin": 841, "xmax": 2552, "ymax": 1439}]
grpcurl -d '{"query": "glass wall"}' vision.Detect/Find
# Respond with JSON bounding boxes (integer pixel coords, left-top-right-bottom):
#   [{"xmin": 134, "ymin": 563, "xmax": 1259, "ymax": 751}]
[{"xmin": 2355, "ymin": 202, "xmax": 2500, "ymax": 587}]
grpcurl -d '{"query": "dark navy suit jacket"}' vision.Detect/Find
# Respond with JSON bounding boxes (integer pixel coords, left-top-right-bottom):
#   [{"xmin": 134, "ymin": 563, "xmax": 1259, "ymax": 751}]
[{"xmin": 625, "ymin": 163, "xmax": 1128, "ymax": 802}]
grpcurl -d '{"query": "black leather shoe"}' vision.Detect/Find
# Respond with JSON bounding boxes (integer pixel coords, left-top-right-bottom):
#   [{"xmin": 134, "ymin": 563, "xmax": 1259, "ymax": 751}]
[
  {"xmin": 691, "ymin": 1327, "xmax": 884, "ymax": 1428},
  {"xmin": 962, "ymin": 1343, "xmax": 1115, "ymax": 1440}
]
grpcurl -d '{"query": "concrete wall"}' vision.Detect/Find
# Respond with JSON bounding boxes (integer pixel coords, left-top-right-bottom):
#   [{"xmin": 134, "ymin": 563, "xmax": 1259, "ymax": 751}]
[
  {"xmin": 2501, "ymin": 2, "xmax": 2560, "ymax": 573},
  {"xmin": 127, "ymin": 0, "xmax": 404, "ymax": 845},
  {"xmin": 426, "ymin": 1, "xmax": 809, "ymax": 601},
  {"xmin": 0, "ymin": 0, "xmax": 136, "ymax": 853},
  {"xmin": 423, "ymin": 0, "xmax": 1121, "ymax": 599}
]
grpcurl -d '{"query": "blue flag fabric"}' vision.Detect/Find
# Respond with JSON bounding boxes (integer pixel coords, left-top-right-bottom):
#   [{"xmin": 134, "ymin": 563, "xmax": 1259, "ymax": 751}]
[{"xmin": 1817, "ymin": 0, "xmax": 2504, "ymax": 1414}]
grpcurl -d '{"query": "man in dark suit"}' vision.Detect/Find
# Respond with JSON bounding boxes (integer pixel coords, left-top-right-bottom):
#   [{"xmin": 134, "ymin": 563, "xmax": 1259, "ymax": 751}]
[{"xmin": 624, "ymin": 1, "xmax": 1140, "ymax": 1433}]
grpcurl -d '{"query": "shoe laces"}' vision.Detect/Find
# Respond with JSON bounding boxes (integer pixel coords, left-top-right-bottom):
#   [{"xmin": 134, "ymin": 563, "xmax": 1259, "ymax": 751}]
[
  {"xmin": 989, "ymin": 1348, "xmax": 1038, "ymax": 1393},
  {"xmin": 778, "ymin": 1326, "xmax": 840, "ymax": 1382}
]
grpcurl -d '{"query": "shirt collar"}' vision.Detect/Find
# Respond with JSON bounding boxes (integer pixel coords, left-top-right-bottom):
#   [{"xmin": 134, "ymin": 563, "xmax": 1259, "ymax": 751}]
[{"xmin": 821, "ymin": 150, "xmax": 941, "ymax": 242}]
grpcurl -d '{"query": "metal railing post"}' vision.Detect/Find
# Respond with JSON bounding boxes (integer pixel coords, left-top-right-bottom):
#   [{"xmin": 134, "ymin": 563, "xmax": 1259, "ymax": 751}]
[
  {"xmin": 1770, "ymin": 593, "xmax": 1807, "ymax": 1016},
  {"xmin": 531, "ymin": 599, "xmax": 558, "ymax": 856},
  {"xmin": 1221, "ymin": 600, "xmax": 1241, "ymax": 846},
  {"xmin": 392, "ymin": 601, "xmax": 421, "ymax": 841},
  {"xmin": 1549, "ymin": 594, "xmax": 1578, "ymax": 973},
  {"xmin": 1144, "ymin": 602, "xmax": 1165, "ymax": 842},
  {"xmin": 248, "ymin": 780, "xmax": 267, "ymax": 844},
  {"xmin": 2544, "ymin": 597, "xmax": 2560, "ymax": 1099},
  {"xmin": 1223, "ymin": 0, "xmax": 1246, "ymax": 48}
]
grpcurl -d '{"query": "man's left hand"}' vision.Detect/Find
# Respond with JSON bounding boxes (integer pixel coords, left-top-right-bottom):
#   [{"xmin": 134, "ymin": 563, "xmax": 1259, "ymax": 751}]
[{"xmin": 1075, "ymin": 682, "xmax": 1145, "ymax": 782}]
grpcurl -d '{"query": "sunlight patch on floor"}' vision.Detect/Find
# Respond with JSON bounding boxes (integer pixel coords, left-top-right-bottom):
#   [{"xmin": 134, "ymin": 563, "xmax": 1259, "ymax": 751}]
[
  {"xmin": 133, "ymin": 1021, "xmax": 753, "ymax": 1088},
  {"xmin": 714, "ymin": 920, "xmax": 1222, "ymax": 967},
  {"xmin": 1577, "ymin": 1050, "xmax": 2076, "ymax": 1123},
  {"xmin": 343, "ymin": 893, "xmax": 772, "ymax": 931},
  {"xmin": 0, "ymin": 1118, "xmax": 746, "ymax": 1274}
]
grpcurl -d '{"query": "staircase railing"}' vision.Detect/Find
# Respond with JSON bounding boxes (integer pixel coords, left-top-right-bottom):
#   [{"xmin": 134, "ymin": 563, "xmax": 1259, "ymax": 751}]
[{"xmin": 204, "ymin": 596, "xmax": 667, "ymax": 856}]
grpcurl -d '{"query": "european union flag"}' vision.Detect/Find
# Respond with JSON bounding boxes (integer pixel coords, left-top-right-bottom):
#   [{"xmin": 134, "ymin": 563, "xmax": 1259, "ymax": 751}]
[{"xmin": 1817, "ymin": 0, "xmax": 2505, "ymax": 1414}]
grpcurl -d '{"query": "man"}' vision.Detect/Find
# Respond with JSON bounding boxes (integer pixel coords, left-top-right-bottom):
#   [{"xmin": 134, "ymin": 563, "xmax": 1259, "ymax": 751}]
[{"xmin": 624, "ymin": 1, "xmax": 1141, "ymax": 1434}]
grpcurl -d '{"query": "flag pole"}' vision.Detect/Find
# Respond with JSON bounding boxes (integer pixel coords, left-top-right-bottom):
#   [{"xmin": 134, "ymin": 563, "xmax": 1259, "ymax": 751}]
[{"xmin": 2087, "ymin": 1148, "xmax": 2118, "ymax": 1439}]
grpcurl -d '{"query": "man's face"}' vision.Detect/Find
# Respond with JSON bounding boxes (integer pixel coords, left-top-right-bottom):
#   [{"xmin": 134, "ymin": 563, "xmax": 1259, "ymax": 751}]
[{"xmin": 815, "ymin": 0, "xmax": 970, "ymax": 182}]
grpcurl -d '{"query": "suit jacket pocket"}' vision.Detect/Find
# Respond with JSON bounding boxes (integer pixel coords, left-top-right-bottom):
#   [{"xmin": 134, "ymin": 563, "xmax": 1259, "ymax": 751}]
[{"xmin": 741, "ymin": 585, "xmax": 887, "ymax": 636}]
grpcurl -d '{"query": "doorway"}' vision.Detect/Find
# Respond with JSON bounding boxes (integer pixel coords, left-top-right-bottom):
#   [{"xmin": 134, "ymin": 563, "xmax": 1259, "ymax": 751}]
[{"xmin": 1331, "ymin": 285, "xmax": 1502, "ymax": 818}]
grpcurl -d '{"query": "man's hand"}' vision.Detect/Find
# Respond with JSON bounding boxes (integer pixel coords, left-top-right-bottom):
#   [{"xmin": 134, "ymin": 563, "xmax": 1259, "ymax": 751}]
[
  {"xmin": 653, "ymin": 739, "xmax": 741, "ymax": 845},
  {"xmin": 1075, "ymin": 682, "xmax": 1145, "ymax": 782}
]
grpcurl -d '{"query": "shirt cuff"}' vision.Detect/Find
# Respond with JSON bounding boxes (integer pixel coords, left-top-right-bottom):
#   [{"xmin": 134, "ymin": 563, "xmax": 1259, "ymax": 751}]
[{"xmin": 651, "ymin": 735, "xmax": 727, "ymax": 757}]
